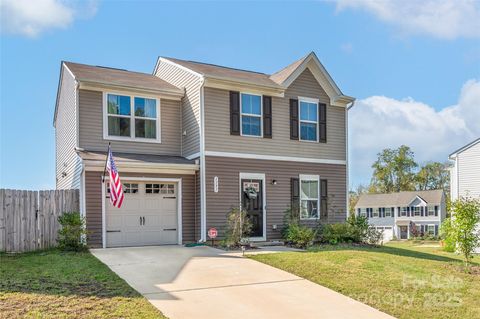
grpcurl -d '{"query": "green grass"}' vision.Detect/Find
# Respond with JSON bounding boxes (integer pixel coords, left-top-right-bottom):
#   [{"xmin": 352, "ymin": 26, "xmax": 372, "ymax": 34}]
[
  {"xmin": 250, "ymin": 241, "xmax": 480, "ymax": 319},
  {"xmin": 0, "ymin": 249, "xmax": 166, "ymax": 319}
]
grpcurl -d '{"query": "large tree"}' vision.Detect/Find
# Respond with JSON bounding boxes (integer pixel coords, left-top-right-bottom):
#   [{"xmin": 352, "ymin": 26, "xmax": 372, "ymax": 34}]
[
  {"xmin": 370, "ymin": 145, "xmax": 417, "ymax": 193},
  {"xmin": 416, "ymin": 161, "xmax": 450, "ymax": 192}
]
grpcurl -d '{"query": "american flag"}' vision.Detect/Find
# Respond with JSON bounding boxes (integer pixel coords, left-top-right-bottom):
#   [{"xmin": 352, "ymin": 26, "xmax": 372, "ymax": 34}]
[{"xmin": 106, "ymin": 147, "xmax": 124, "ymax": 208}]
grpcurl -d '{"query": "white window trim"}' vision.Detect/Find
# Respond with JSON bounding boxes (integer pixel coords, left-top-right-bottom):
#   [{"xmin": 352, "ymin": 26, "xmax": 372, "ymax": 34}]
[
  {"xmin": 427, "ymin": 205, "xmax": 435, "ymax": 216},
  {"xmin": 240, "ymin": 92, "xmax": 263, "ymax": 138},
  {"xmin": 298, "ymin": 97, "xmax": 319, "ymax": 142},
  {"xmin": 103, "ymin": 91, "xmax": 161, "ymax": 143},
  {"xmin": 385, "ymin": 207, "xmax": 392, "ymax": 217},
  {"xmin": 299, "ymin": 174, "xmax": 320, "ymax": 220},
  {"xmin": 401, "ymin": 207, "xmax": 408, "ymax": 217},
  {"xmin": 372, "ymin": 208, "xmax": 380, "ymax": 218},
  {"xmin": 413, "ymin": 206, "xmax": 421, "ymax": 216},
  {"xmin": 427, "ymin": 224, "xmax": 436, "ymax": 235},
  {"xmin": 239, "ymin": 172, "xmax": 266, "ymax": 242},
  {"xmin": 359, "ymin": 208, "xmax": 367, "ymax": 217}
]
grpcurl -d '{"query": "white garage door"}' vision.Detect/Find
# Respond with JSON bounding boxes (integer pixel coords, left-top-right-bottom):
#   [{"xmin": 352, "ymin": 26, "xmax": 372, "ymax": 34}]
[{"xmin": 106, "ymin": 182, "xmax": 178, "ymax": 247}]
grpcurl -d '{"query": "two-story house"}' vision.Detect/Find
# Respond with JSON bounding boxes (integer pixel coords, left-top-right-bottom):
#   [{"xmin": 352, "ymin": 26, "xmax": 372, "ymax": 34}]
[
  {"xmin": 54, "ymin": 52, "xmax": 354, "ymax": 248},
  {"xmin": 355, "ymin": 190, "xmax": 446, "ymax": 240}
]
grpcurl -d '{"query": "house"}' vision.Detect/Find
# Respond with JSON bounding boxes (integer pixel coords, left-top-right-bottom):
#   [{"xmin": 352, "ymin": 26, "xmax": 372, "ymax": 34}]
[
  {"xmin": 54, "ymin": 52, "xmax": 354, "ymax": 248},
  {"xmin": 449, "ymin": 137, "xmax": 480, "ymax": 253},
  {"xmin": 355, "ymin": 190, "xmax": 446, "ymax": 240}
]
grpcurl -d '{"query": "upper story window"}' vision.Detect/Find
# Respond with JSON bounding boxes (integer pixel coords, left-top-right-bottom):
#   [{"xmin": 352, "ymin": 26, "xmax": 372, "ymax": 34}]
[
  {"xmin": 240, "ymin": 93, "xmax": 262, "ymax": 137},
  {"xmin": 105, "ymin": 93, "xmax": 160, "ymax": 142},
  {"xmin": 359, "ymin": 208, "xmax": 367, "ymax": 217},
  {"xmin": 401, "ymin": 207, "xmax": 408, "ymax": 217},
  {"xmin": 385, "ymin": 207, "xmax": 392, "ymax": 217},
  {"xmin": 300, "ymin": 175, "xmax": 319, "ymax": 220},
  {"xmin": 299, "ymin": 100, "xmax": 318, "ymax": 141},
  {"xmin": 427, "ymin": 206, "xmax": 435, "ymax": 216},
  {"xmin": 413, "ymin": 206, "xmax": 421, "ymax": 216},
  {"xmin": 372, "ymin": 208, "xmax": 380, "ymax": 218}
]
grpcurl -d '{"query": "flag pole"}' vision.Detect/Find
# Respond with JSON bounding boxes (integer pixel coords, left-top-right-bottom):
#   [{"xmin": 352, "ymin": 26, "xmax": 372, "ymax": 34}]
[{"xmin": 102, "ymin": 142, "xmax": 111, "ymax": 183}]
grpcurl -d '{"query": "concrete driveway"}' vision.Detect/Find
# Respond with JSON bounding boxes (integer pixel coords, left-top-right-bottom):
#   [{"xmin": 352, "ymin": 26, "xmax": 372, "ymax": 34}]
[{"xmin": 91, "ymin": 246, "xmax": 394, "ymax": 319}]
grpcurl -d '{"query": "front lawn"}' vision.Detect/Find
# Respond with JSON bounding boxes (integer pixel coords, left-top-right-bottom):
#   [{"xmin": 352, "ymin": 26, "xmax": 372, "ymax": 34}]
[
  {"xmin": 250, "ymin": 241, "xmax": 480, "ymax": 319},
  {"xmin": 0, "ymin": 249, "xmax": 166, "ymax": 318}
]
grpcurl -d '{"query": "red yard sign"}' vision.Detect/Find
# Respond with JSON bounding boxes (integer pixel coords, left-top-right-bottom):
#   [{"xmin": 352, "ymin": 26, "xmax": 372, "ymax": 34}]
[{"xmin": 208, "ymin": 228, "xmax": 218, "ymax": 239}]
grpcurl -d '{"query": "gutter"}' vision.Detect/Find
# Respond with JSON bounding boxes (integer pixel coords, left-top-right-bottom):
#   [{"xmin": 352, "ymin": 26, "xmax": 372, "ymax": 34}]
[
  {"xmin": 345, "ymin": 100, "xmax": 355, "ymax": 217},
  {"xmin": 199, "ymin": 77, "xmax": 207, "ymax": 242}
]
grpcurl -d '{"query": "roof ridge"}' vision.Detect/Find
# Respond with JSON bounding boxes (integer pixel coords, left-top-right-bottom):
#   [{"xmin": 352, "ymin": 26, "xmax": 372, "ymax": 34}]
[{"xmin": 162, "ymin": 57, "xmax": 269, "ymax": 76}]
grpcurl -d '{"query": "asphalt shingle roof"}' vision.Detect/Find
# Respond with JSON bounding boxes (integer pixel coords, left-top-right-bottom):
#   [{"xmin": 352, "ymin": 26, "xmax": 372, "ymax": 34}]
[{"xmin": 355, "ymin": 190, "xmax": 444, "ymax": 208}]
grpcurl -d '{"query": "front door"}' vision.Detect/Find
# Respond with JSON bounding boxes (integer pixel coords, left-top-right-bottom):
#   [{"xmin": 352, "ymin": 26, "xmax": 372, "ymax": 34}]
[
  {"xmin": 241, "ymin": 179, "xmax": 263, "ymax": 238},
  {"xmin": 399, "ymin": 226, "xmax": 408, "ymax": 240}
]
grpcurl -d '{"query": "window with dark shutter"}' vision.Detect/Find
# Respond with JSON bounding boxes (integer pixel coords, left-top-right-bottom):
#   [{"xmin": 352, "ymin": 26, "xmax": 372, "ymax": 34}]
[
  {"xmin": 320, "ymin": 179, "xmax": 328, "ymax": 219},
  {"xmin": 230, "ymin": 91, "xmax": 240, "ymax": 135},
  {"xmin": 291, "ymin": 178, "xmax": 300, "ymax": 210},
  {"xmin": 290, "ymin": 99, "xmax": 299, "ymax": 140},
  {"xmin": 319, "ymin": 103, "xmax": 327, "ymax": 143},
  {"xmin": 263, "ymin": 96, "xmax": 272, "ymax": 138}
]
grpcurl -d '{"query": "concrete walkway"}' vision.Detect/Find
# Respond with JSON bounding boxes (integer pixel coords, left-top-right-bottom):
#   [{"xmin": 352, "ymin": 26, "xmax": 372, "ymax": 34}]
[{"xmin": 91, "ymin": 246, "xmax": 394, "ymax": 319}]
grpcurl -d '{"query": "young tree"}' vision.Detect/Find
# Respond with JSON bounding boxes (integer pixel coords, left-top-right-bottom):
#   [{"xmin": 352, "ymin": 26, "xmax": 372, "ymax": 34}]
[
  {"xmin": 370, "ymin": 145, "xmax": 417, "ymax": 193},
  {"xmin": 416, "ymin": 161, "xmax": 450, "ymax": 193},
  {"xmin": 447, "ymin": 197, "xmax": 480, "ymax": 267},
  {"xmin": 348, "ymin": 184, "xmax": 368, "ymax": 215}
]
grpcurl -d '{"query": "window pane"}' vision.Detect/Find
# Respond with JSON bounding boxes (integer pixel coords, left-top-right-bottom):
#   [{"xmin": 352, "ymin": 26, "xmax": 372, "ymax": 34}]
[
  {"xmin": 241, "ymin": 94, "xmax": 261, "ymax": 115},
  {"xmin": 301, "ymin": 199, "xmax": 318, "ymax": 219},
  {"xmin": 135, "ymin": 97, "xmax": 156, "ymax": 118},
  {"xmin": 241, "ymin": 116, "xmax": 261, "ymax": 136},
  {"xmin": 300, "ymin": 101, "xmax": 317, "ymax": 121},
  {"xmin": 108, "ymin": 94, "xmax": 131, "ymax": 115},
  {"xmin": 108, "ymin": 117, "xmax": 130, "ymax": 136},
  {"xmin": 135, "ymin": 119, "xmax": 156, "ymax": 139},
  {"xmin": 300, "ymin": 123, "xmax": 317, "ymax": 141},
  {"xmin": 301, "ymin": 180, "xmax": 318, "ymax": 199}
]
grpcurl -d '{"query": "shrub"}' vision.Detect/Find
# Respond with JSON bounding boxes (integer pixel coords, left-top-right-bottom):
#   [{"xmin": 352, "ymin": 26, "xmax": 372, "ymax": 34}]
[
  {"xmin": 223, "ymin": 207, "xmax": 252, "ymax": 247},
  {"xmin": 320, "ymin": 223, "xmax": 352, "ymax": 244},
  {"xmin": 346, "ymin": 214, "xmax": 369, "ymax": 242},
  {"xmin": 318, "ymin": 214, "xmax": 383, "ymax": 246},
  {"xmin": 285, "ymin": 223, "xmax": 316, "ymax": 248},
  {"xmin": 365, "ymin": 227, "xmax": 384, "ymax": 245},
  {"xmin": 57, "ymin": 212, "xmax": 87, "ymax": 251},
  {"xmin": 440, "ymin": 218, "xmax": 455, "ymax": 252}
]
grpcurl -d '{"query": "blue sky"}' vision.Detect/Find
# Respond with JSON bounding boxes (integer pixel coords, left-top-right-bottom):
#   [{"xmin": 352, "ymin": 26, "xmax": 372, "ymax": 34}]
[{"xmin": 1, "ymin": 0, "xmax": 479, "ymax": 190}]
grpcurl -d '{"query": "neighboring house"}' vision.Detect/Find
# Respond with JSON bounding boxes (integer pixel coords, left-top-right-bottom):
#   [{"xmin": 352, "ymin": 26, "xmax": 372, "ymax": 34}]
[
  {"xmin": 54, "ymin": 52, "xmax": 354, "ymax": 248},
  {"xmin": 355, "ymin": 190, "xmax": 446, "ymax": 241},
  {"xmin": 449, "ymin": 137, "xmax": 480, "ymax": 253}
]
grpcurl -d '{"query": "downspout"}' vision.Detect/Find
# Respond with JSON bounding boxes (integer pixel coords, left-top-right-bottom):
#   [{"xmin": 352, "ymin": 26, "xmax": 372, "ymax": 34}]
[
  {"xmin": 346, "ymin": 100, "xmax": 355, "ymax": 218},
  {"xmin": 199, "ymin": 78, "xmax": 207, "ymax": 242}
]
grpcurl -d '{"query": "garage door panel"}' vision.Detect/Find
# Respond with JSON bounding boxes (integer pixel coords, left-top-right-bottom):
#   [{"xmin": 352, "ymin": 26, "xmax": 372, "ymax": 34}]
[{"xmin": 106, "ymin": 181, "xmax": 179, "ymax": 247}]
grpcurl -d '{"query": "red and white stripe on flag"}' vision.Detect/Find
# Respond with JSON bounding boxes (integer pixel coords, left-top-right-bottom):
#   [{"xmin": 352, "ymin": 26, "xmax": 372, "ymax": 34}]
[{"xmin": 106, "ymin": 147, "xmax": 124, "ymax": 208}]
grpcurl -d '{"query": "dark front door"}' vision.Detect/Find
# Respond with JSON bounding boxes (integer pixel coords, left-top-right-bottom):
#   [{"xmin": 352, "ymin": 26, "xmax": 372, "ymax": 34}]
[
  {"xmin": 400, "ymin": 226, "xmax": 408, "ymax": 239},
  {"xmin": 241, "ymin": 179, "xmax": 263, "ymax": 238}
]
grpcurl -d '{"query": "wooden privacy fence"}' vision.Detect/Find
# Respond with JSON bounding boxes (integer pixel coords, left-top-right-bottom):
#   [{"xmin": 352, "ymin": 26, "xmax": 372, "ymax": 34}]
[{"xmin": 0, "ymin": 189, "xmax": 80, "ymax": 253}]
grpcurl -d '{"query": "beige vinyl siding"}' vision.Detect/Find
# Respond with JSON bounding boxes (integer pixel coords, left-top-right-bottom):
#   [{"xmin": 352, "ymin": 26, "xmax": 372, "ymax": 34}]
[
  {"xmin": 204, "ymin": 156, "xmax": 347, "ymax": 240},
  {"xmin": 155, "ymin": 60, "xmax": 202, "ymax": 158},
  {"xmin": 84, "ymin": 171, "xmax": 198, "ymax": 248},
  {"xmin": 78, "ymin": 89, "xmax": 182, "ymax": 155},
  {"xmin": 458, "ymin": 141, "xmax": 480, "ymax": 199},
  {"xmin": 203, "ymin": 68, "xmax": 346, "ymax": 160},
  {"xmin": 55, "ymin": 66, "xmax": 82, "ymax": 189}
]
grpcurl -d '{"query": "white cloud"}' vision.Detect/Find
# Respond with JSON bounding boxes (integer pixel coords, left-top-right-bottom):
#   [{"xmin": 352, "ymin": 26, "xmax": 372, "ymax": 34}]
[
  {"xmin": 0, "ymin": 0, "xmax": 98, "ymax": 37},
  {"xmin": 335, "ymin": 0, "xmax": 480, "ymax": 39},
  {"xmin": 349, "ymin": 79, "xmax": 480, "ymax": 186}
]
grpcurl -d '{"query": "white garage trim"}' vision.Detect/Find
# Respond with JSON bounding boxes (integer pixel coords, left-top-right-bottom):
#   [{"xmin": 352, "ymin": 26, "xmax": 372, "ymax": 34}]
[{"xmin": 101, "ymin": 176, "xmax": 183, "ymax": 248}]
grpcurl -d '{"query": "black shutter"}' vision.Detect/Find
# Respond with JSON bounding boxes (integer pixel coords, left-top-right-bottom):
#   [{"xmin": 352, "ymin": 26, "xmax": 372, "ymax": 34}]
[
  {"xmin": 263, "ymin": 96, "xmax": 272, "ymax": 138},
  {"xmin": 357, "ymin": 208, "xmax": 361, "ymax": 216},
  {"xmin": 421, "ymin": 225, "xmax": 425, "ymax": 235},
  {"xmin": 421, "ymin": 206, "xmax": 424, "ymax": 217},
  {"xmin": 318, "ymin": 103, "xmax": 327, "ymax": 143},
  {"xmin": 434, "ymin": 205, "xmax": 439, "ymax": 216},
  {"xmin": 320, "ymin": 179, "xmax": 328, "ymax": 220},
  {"xmin": 230, "ymin": 91, "xmax": 240, "ymax": 135},
  {"xmin": 391, "ymin": 207, "xmax": 395, "ymax": 217},
  {"xmin": 398, "ymin": 207, "xmax": 401, "ymax": 217},
  {"xmin": 290, "ymin": 99, "xmax": 299, "ymax": 140},
  {"xmin": 435, "ymin": 225, "xmax": 439, "ymax": 236},
  {"xmin": 291, "ymin": 178, "xmax": 300, "ymax": 209}
]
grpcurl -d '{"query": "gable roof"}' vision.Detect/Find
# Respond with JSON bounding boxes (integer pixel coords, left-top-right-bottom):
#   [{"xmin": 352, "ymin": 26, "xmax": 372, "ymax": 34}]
[
  {"xmin": 63, "ymin": 61, "xmax": 183, "ymax": 94},
  {"xmin": 355, "ymin": 190, "xmax": 444, "ymax": 208},
  {"xmin": 449, "ymin": 137, "xmax": 480, "ymax": 159}
]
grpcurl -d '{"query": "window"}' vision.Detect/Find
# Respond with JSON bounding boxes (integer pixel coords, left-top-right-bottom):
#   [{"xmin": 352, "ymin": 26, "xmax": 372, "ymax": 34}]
[
  {"xmin": 145, "ymin": 183, "xmax": 175, "ymax": 194},
  {"xmin": 385, "ymin": 207, "xmax": 392, "ymax": 217},
  {"xmin": 413, "ymin": 206, "xmax": 421, "ymax": 216},
  {"xmin": 145, "ymin": 183, "xmax": 160, "ymax": 194},
  {"xmin": 123, "ymin": 183, "xmax": 139, "ymax": 194},
  {"xmin": 427, "ymin": 225, "xmax": 435, "ymax": 236},
  {"xmin": 299, "ymin": 100, "xmax": 318, "ymax": 141},
  {"xmin": 359, "ymin": 208, "xmax": 367, "ymax": 217},
  {"xmin": 240, "ymin": 93, "xmax": 262, "ymax": 136},
  {"xmin": 428, "ymin": 206, "xmax": 435, "ymax": 216},
  {"xmin": 105, "ymin": 93, "xmax": 159, "ymax": 142},
  {"xmin": 300, "ymin": 175, "xmax": 319, "ymax": 219},
  {"xmin": 401, "ymin": 207, "xmax": 408, "ymax": 216},
  {"xmin": 372, "ymin": 208, "xmax": 380, "ymax": 218}
]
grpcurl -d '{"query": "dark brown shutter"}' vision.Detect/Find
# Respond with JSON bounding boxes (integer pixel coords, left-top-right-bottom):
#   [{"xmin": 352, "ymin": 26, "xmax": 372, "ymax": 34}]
[
  {"xmin": 263, "ymin": 96, "xmax": 272, "ymax": 138},
  {"xmin": 230, "ymin": 91, "xmax": 240, "ymax": 135},
  {"xmin": 398, "ymin": 207, "xmax": 401, "ymax": 217},
  {"xmin": 320, "ymin": 179, "xmax": 328, "ymax": 219},
  {"xmin": 318, "ymin": 103, "xmax": 327, "ymax": 143},
  {"xmin": 291, "ymin": 178, "xmax": 300, "ymax": 209},
  {"xmin": 290, "ymin": 99, "xmax": 299, "ymax": 140},
  {"xmin": 434, "ymin": 205, "xmax": 439, "ymax": 216}
]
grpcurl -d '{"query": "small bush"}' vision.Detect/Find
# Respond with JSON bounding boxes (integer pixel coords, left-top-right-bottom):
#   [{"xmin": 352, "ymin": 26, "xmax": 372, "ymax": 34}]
[
  {"xmin": 318, "ymin": 214, "xmax": 383, "ymax": 246},
  {"xmin": 57, "ymin": 212, "xmax": 87, "ymax": 251},
  {"xmin": 320, "ymin": 223, "xmax": 352, "ymax": 244},
  {"xmin": 285, "ymin": 223, "xmax": 316, "ymax": 248},
  {"xmin": 365, "ymin": 227, "xmax": 384, "ymax": 245},
  {"xmin": 440, "ymin": 218, "xmax": 455, "ymax": 252},
  {"xmin": 223, "ymin": 207, "xmax": 252, "ymax": 248}
]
